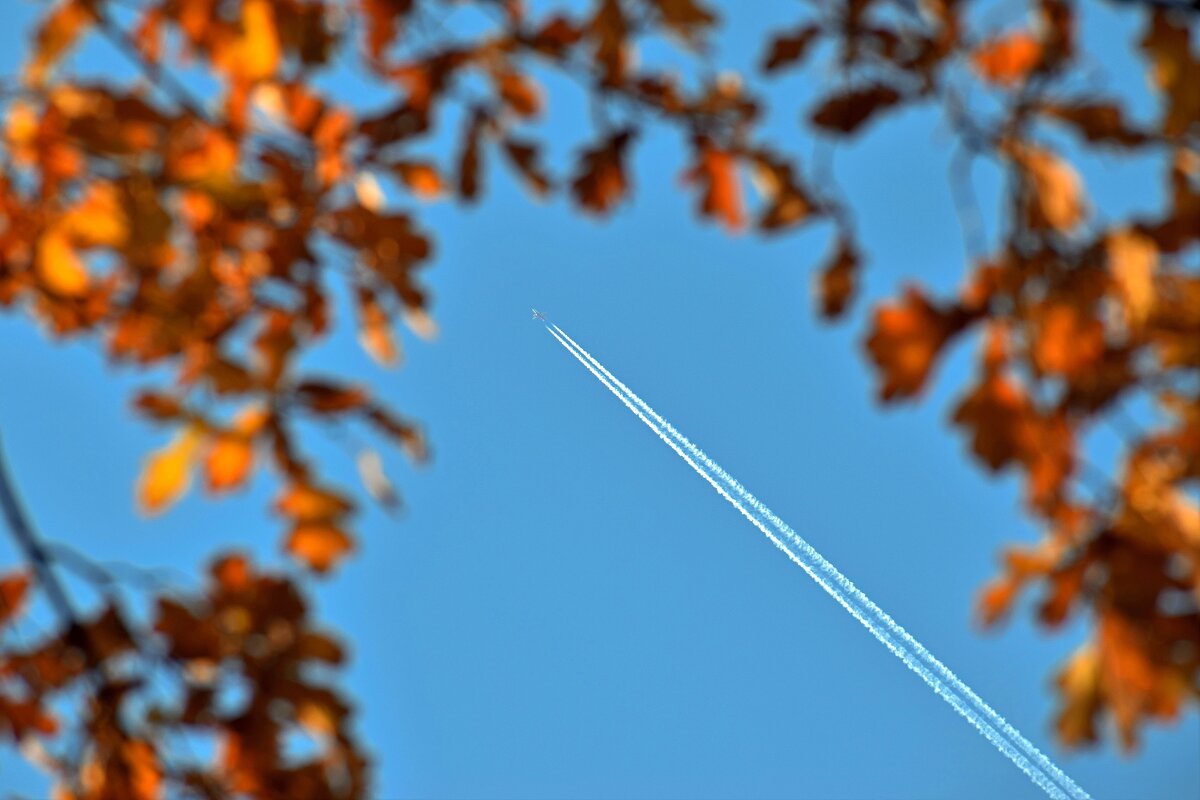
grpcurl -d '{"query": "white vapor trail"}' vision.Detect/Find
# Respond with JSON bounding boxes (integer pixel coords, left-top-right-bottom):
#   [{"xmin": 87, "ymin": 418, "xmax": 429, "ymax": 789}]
[{"xmin": 544, "ymin": 322, "xmax": 1091, "ymax": 800}]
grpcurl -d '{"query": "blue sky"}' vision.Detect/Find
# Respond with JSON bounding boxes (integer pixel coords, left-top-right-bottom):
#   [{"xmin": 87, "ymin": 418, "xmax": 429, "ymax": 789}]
[{"xmin": 1, "ymin": 2, "xmax": 1198, "ymax": 798}]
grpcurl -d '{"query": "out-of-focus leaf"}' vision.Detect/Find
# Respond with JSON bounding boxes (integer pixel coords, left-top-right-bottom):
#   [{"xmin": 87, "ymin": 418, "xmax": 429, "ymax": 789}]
[
  {"xmin": 972, "ymin": 31, "xmax": 1041, "ymax": 86},
  {"xmin": 809, "ymin": 84, "xmax": 902, "ymax": 135}
]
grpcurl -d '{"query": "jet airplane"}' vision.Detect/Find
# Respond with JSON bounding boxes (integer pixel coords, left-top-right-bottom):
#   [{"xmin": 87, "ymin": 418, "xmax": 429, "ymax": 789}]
[{"xmin": 531, "ymin": 309, "xmax": 546, "ymax": 321}]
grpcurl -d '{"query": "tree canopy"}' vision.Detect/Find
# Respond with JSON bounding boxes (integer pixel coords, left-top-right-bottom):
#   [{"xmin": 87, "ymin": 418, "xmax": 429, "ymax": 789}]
[{"xmin": 0, "ymin": 0, "xmax": 1197, "ymax": 797}]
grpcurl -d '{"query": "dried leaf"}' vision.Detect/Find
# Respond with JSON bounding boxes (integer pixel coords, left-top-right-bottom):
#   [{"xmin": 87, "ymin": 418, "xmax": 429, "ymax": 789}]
[
  {"xmin": 683, "ymin": 142, "xmax": 744, "ymax": 231},
  {"xmin": 865, "ymin": 287, "xmax": 970, "ymax": 401},
  {"xmin": 815, "ymin": 236, "xmax": 859, "ymax": 319},
  {"xmin": 762, "ymin": 26, "xmax": 819, "ymax": 73},
  {"xmin": 810, "ymin": 84, "xmax": 902, "ymax": 135}
]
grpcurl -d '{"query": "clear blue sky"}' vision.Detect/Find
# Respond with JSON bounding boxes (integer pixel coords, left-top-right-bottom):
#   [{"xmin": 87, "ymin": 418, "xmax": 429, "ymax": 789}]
[{"xmin": 1, "ymin": 2, "xmax": 1197, "ymax": 798}]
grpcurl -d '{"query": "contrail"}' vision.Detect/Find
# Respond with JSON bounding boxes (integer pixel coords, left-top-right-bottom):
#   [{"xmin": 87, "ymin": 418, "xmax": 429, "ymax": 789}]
[{"xmin": 543, "ymin": 321, "xmax": 1091, "ymax": 800}]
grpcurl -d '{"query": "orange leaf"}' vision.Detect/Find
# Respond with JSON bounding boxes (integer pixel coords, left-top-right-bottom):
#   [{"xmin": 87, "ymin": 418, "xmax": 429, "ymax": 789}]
[
  {"xmin": 392, "ymin": 161, "xmax": 444, "ymax": 199},
  {"xmin": 684, "ymin": 143, "xmax": 744, "ymax": 232},
  {"xmin": 35, "ymin": 231, "xmax": 89, "ymax": 296},
  {"xmin": 972, "ymin": 31, "xmax": 1042, "ymax": 87},
  {"xmin": 211, "ymin": 552, "xmax": 251, "ymax": 592},
  {"xmin": 275, "ymin": 484, "xmax": 354, "ymax": 523},
  {"xmin": 138, "ymin": 427, "xmax": 202, "ymax": 514},
  {"xmin": 357, "ymin": 288, "xmax": 399, "ymax": 366},
  {"xmin": 215, "ymin": 0, "xmax": 281, "ymax": 83},
  {"xmin": 205, "ymin": 433, "xmax": 253, "ymax": 493},
  {"xmin": 864, "ymin": 287, "xmax": 970, "ymax": 401},
  {"xmin": 27, "ymin": 0, "xmax": 93, "ymax": 86},
  {"xmin": 1006, "ymin": 143, "xmax": 1088, "ymax": 232},
  {"xmin": 495, "ymin": 71, "xmax": 542, "ymax": 117},
  {"xmin": 1106, "ymin": 228, "xmax": 1157, "ymax": 327},
  {"xmin": 1031, "ymin": 301, "xmax": 1105, "ymax": 377},
  {"xmin": 285, "ymin": 523, "xmax": 354, "ymax": 573},
  {"xmin": 977, "ymin": 576, "xmax": 1020, "ymax": 627},
  {"xmin": 0, "ymin": 571, "xmax": 31, "ymax": 629}
]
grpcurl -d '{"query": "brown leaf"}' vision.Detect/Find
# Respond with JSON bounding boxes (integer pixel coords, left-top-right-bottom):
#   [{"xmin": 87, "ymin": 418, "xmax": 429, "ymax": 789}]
[
  {"xmin": 1040, "ymin": 102, "xmax": 1148, "ymax": 147},
  {"xmin": 502, "ymin": 139, "xmax": 553, "ymax": 197},
  {"xmin": 295, "ymin": 381, "xmax": 369, "ymax": 413},
  {"xmin": 457, "ymin": 108, "xmax": 487, "ymax": 202},
  {"xmin": 953, "ymin": 373, "xmax": 1029, "ymax": 471},
  {"xmin": 810, "ymin": 84, "xmax": 902, "ymax": 135},
  {"xmin": 495, "ymin": 71, "xmax": 542, "ymax": 118},
  {"xmin": 650, "ymin": 0, "xmax": 717, "ymax": 45},
  {"xmin": 864, "ymin": 287, "xmax": 971, "ymax": 401},
  {"xmin": 571, "ymin": 129, "xmax": 635, "ymax": 215},
  {"xmin": 814, "ymin": 236, "xmax": 859, "ymax": 319},
  {"xmin": 590, "ymin": 0, "xmax": 629, "ymax": 86},
  {"xmin": 762, "ymin": 26, "xmax": 819, "ymax": 73}
]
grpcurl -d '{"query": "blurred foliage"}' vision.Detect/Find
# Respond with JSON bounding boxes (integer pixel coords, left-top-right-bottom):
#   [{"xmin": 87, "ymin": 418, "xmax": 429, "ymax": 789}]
[{"xmin": 0, "ymin": 0, "xmax": 1197, "ymax": 796}]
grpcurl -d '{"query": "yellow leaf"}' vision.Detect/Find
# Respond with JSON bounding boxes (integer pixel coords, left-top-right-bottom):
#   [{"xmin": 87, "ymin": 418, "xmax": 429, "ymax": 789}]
[
  {"xmin": 62, "ymin": 183, "xmax": 129, "ymax": 248},
  {"xmin": 215, "ymin": 0, "xmax": 280, "ymax": 83},
  {"xmin": 138, "ymin": 427, "xmax": 202, "ymax": 514},
  {"xmin": 35, "ymin": 231, "xmax": 89, "ymax": 296},
  {"xmin": 285, "ymin": 523, "xmax": 354, "ymax": 573},
  {"xmin": 1106, "ymin": 228, "xmax": 1157, "ymax": 327}
]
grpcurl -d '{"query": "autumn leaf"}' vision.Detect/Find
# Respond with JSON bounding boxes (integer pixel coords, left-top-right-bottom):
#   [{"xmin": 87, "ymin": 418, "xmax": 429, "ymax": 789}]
[
  {"xmin": 286, "ymin": 523, "xmax": 354, "ymax": 573},
  {"xmin": 392, "ymin": 161, "xmax": 444, "ymax": 199},
  {"xmin": 972, "ymin": 31, "xmax": 1041, "ymax": 87},
  {"xmin": 814, "ymin": 236, "xmax": 859, "ymax": 319},
  {"xmin": 34, "ymin": 230, "xmax": 89, "ymax": 296},
  {"xmin": 650, "ymin": 0, "xmax": 717, "ymax": 45},
  {"xmin": 357, "ymin": 287, "xmax": 400, "ymax": 366},
  {"xmin": 683, "ymin": 142, "xmax": 744, "ymax": 231},
  {"xmin": 1040, "ymin": 102, "xmax": 1147, "ymax": 147},
  {"xmin": 1030, "ymin": 300, "xmax": 1105, "ymax": 378},
  {"xmin": 1006, "ymin": 142, "xmax": 1088, "ymax": 232},
  {"xmin": 494, "ymin": 71, "xmax": 542, "ymax": 117},
  {"xmin": 214, "ymin": 0, "xmax": 282, "ymax": 83},
  {"xmin": 761, "ymin": 26, "xmax": 819, "ymax": 73},
  {"xmin": 571, "ymin": 129, "xmax": 635, "ymax": 214},
  {"xmin": 502, "ymin": 139, "xmax": 553, "ymax": 197},
  {"xmin": 1106, "ymin": 228, "xmax": 1157, "ymax": 328},
  {"xmin": 810, "ymin": 84, "xmax": 902, "ymax": 136},
  {"xmin": 0, "ymin": 571, "xmax": 31, "ymax": 629},
  {"xmin": 205, "ymin": 434, "xmax": 254, "ymax": 493},
  {"xmin": 27, "ymin": 0, "xmax": 93, "ymax": 86},
  {"xmin": 138, "ymin": 426, "xmax": 203, "ymax": 514},
  {"xmin": 953, "ymin": 373, "xmax": 1030, "ymax": 471},
  {"xmin": 275, "ymin": 484, "xmax": 355, "ymax": 523},
  {"xmin": 865, "ymin": 287, "xmax": 971, "ymax": 401}
]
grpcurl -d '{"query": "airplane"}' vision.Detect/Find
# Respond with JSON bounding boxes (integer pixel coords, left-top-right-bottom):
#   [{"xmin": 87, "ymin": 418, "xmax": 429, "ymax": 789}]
[{"xmin": 531, "ymin": 308, "xmax": 546, "ymax": 321}]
